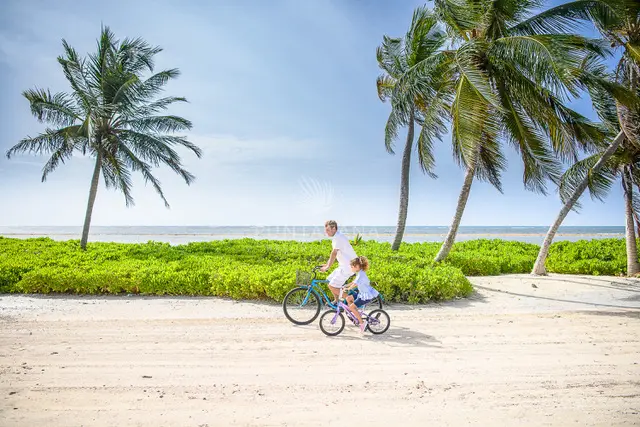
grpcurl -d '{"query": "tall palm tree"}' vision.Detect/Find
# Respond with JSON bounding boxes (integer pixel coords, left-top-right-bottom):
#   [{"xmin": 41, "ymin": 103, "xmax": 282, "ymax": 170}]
[
  {"xmin": 558, "ymin": 139, "xmax": 640, "ymax": 275},
  {"xmin": 376, "ymin": 6, "xmax": 452, "ymax": 251},
  {"xmin": 532, "ymin": 0, "xmax": 640, "ymax": 275},
  {"xmin": 6, "ymin": 27, "xmax": 202, "ymax": 250},
  {"xmin": 432, "ymin": 0, "xmax": 608, "ymax": 262}
]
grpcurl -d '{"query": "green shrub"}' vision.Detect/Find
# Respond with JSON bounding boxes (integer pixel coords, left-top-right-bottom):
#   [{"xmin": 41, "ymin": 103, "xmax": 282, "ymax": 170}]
[
  {"xmin": 545, "ymin": 239, "xmax": 626, "ymax": 276},
  {"xmin": 0, "ymin": 236, "xmax": 629, "ymax": 302}
]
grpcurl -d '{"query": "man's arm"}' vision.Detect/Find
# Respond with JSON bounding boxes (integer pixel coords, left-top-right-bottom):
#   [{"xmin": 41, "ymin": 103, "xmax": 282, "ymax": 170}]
[{"xmin": 320, "ymin": 248, "xmax": 339, "ymax": 272}]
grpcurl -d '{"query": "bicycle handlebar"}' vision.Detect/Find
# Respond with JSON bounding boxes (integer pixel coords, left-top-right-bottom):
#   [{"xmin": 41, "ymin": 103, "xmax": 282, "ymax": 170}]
[{"xmin": 312, "ymin": 265, "xmax": 324, "ymax": 280}]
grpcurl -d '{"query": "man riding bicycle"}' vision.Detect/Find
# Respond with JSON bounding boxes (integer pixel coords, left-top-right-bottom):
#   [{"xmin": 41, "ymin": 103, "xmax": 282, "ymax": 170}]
[{"xmin": 319, "ymin": 220, "xmax": 357, "ymax": 304}]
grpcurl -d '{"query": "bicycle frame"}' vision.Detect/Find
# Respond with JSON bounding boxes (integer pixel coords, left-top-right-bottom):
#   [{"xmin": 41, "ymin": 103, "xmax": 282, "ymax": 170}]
[
  {"xmin": 330, "ymin": 288, "xmax": 369, "ymax": 326},
  {"xmin": 299, "ymin": 268, "xmax": 337, "ymax": 308},
  {"xmin": 299, "ymin": 266, "xmax": 383, "ymax": 310}
]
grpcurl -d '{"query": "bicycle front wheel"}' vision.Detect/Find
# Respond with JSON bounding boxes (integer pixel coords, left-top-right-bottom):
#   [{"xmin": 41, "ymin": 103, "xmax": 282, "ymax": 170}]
[
  {"xmin": 319, "ymin": 310, "xmax": 345, "ymax": 336},
  {"xmin": 283, "ymin": 287, "xmax": 321, "ymax": 325},
  {"xmin": 366, "ymin": 309, "xmax": 390, "ymax": 334}
]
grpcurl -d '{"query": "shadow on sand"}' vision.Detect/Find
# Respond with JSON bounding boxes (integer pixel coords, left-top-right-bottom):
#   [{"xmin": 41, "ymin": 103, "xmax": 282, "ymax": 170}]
[
  {"xmin": 312, "ymin": 325, "xmax": 442, "ymax": 348},
  {"xmin": 577, "ymin": 310, "xmax": 640, "ymax": 320},
  {"xmin": 533, "ymin": 275, "xmax": 640, "ymax": 294},
  {"xmin": 473, "ymin": 284, "xmax": 640, "ymax": 310}
]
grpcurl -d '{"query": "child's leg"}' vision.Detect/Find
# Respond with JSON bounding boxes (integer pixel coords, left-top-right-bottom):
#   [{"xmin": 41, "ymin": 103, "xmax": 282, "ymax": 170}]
[{"xmin": 348, "ymin": 301, "xmax": 364, "ymax": 325}]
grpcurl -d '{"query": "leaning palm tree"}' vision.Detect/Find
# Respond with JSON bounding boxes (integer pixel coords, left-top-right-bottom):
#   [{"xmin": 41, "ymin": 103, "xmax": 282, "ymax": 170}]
[
  {"xmin": 432, "ymin": 0, "xmax": 608, "ymax": 262},
  {"xmin": 558, "ymin": 139, "xmax": 640, "ymax": 275},
  {"xmin": 376, "ymin": 6, "xmax": 452, "ymax": 251},
  {"xmin": 6, "ymin": 27, "xmax": 202, "ymax": 250},
  {"xmin": 532, "ymin": 0, "xmax": 640, "ymax": 274}
]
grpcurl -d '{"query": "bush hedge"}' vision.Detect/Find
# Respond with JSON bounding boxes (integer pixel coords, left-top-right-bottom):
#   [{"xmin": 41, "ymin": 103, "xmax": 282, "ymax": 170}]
[{"xmin": 0, "ymin": 237, "xmax": 629, "ymax": 302}]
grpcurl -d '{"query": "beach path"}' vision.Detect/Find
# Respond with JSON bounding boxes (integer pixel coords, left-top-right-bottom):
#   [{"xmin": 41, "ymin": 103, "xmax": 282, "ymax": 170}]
[{"xmin": 1, "ymin": 274, "xmax": 639, "ymax": 426}]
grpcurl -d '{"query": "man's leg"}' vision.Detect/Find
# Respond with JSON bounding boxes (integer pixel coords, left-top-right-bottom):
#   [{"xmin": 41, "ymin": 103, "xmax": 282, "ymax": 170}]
[
  {"xmin": 327, "ymin": 268, "xmax": 351, "ymax": 304},
  {"xmin": 328, "ymin": 285, "xmax": 341, "ymax": 303}
]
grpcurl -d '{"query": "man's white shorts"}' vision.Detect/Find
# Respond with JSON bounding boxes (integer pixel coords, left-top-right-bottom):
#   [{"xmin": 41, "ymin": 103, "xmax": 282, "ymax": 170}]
[{"xmin": 327, "ymin": 267, "xmax": 353, "ymax": 289}]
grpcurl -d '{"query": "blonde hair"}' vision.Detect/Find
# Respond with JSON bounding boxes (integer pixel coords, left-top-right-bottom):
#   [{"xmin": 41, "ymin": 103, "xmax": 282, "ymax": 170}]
[
  {"xmin": 350, "ymin": 256, "xmax": 369, "ymax": 271},
  {"xmin": 324, "ymin": 220, "xmax": 338, "ymax": 230}
]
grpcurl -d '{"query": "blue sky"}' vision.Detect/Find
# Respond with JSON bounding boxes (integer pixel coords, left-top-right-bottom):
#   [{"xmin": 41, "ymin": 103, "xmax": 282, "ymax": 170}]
[{"xmin": 0, "ymin": 0, "xmax": 619, "ymax": 227}]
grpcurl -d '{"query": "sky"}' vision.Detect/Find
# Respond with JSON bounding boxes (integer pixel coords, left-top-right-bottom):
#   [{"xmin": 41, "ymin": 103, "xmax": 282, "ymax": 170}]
[{"xmin": 0, "ymin": 0, "xmax": 620, "ymax": 227}]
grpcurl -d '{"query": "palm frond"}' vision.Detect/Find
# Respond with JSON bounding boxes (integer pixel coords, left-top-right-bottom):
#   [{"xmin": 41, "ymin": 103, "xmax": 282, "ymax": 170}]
[
  {"xmin": 500, "ymin": 91, "xmax": 563, "ymax": 194},
  {"xmin": 508, "ymin": 0, "xmax": 622, "ymax": 36},
  {"xmin": 58, "ymin": 40, "xmax": 96, "ymax": 111},
  {"xmin": 376, "ymin": 36, "xmax": 405, "ymax": 78},
  {"xmin": 451, "ymin": 75, "xmax": 500, "ymax": 167},
  {"xmin": 490, "ymin": 34, "xmax": 608, "ymax": 96},
  {"xmin": 485, "ymin": 0, "xmax": 542, "ymax": 38},
  {"xmin": 405, "ymin": 6, "xmax": 446, "ymax": 67},
  {"xmin": 475, "ymin": 129, "xmax": 507, "ymax": 192},
  {"xmin": 416, "ymin": 124, "xmax": 438, "ymax": 178},
  {"xmin": 126, "ymin": 96, "xmax": 189, "ymax": 119},
  {"xmin": 6, "ymin": 125, "xmax": 84, "ymax": 158},
  {"xmin": 626, "ymin": 42, "xmax": 640, "ymax": 65},
  {"xmin": 117, "ymin": 143, "xmax": 170, "ymax": 207},
  {"xmin": 433, "ymin": 0, "xmax": 480, "ymax": 39},
  {"xmin": 22, "ymin": 89, "xmax": 81, "ymax": 126},
  {"xmin": 116, "ymin": 37, "xmax": 161, "ymax": 75},
  {"xmin": 454, "ymin": 42, "xmax": 502, "ymax": 110},
  {"xmin": 559, "ymin": 152, "xmax": 618, "ymax": 205},
  {"xmin": 124, "ymin": 115, "xmax": 192, "ymax": 134},
  {"xmin": 100, "ymin": 146, "xmax": 136, "ymax": 207},
  {"xmin": 376, "ymin": 74, "xmax": 396, "ymax": 102},
  {"xmin": 384, "ymin": 109, "xmax": 401, "ymax": 154}
]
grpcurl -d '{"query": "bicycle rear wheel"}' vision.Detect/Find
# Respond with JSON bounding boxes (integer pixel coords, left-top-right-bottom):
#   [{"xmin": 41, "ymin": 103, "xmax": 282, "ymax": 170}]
[
  {"xmin": 370, "ymin": 295, "xmax": 383, "ymax": 309},
  {"xmin": 366, "ymin": 309, "xmax": 390, "ymax": 334},
  {"xmin": 319, "ymin": 310, "xmax": 345, "ymax": 336},
  {"xmin": 282, "ymin": 287, "xmax": 321, "ymax": 325}
]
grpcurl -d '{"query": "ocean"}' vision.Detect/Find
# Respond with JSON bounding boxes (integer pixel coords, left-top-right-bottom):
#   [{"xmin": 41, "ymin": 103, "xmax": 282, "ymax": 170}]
[{"xmin": 0, "ymin": 225, "xmax": 625, "ymax": 245}]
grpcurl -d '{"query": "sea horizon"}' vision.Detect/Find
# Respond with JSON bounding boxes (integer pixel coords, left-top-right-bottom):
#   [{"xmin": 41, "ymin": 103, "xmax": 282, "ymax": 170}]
[{"xmin": 0, "ymin": 225, "xmax": 625, "ymax": 246}]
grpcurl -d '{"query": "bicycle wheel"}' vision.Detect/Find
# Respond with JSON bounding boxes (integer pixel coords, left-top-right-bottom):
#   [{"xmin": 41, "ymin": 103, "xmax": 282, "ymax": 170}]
[
  {"xmin": 282, "ymin": 287, "xmax": 321, "ymax": 325},
  {"xmin": 370, "ymin": 295, "xmax": 383, "ymax": 309},
  {"xmin": 319, "ymin": 310, "xmax": 345, "ymax": 336},
  {"xmin": 366, "ymin": 309, "xmax": 390, "ymax": 335}
]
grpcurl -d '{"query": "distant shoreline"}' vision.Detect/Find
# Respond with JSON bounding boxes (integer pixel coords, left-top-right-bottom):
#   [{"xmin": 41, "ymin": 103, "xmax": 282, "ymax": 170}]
[{"xmin": 0, "ymin": 225, "xmax": 625, "ymax": 246}]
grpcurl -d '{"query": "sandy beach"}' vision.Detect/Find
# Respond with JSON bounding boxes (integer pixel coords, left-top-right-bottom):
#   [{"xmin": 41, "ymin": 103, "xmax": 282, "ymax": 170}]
[{"xmin": 1, "ymin": 274, "xmax": 639, "ymax": 426}]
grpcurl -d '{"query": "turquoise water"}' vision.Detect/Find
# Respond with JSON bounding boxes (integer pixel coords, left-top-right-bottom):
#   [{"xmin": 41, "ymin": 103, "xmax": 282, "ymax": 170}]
[{"xmin": 0, "ymin": 225, "xmax": 624, "ymax": 245}]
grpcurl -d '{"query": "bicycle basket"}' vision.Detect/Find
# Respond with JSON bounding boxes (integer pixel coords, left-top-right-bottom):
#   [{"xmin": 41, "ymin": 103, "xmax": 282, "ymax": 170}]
[{"xmin": 296, "ymin": 270, "xmax": 313, "ymax": 286}]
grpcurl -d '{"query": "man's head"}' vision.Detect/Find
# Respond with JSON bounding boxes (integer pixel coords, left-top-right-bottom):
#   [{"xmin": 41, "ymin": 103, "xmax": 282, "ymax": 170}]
[{"xmin": 324, "ymin": 220, "xmax": 338, "ymax": 237}]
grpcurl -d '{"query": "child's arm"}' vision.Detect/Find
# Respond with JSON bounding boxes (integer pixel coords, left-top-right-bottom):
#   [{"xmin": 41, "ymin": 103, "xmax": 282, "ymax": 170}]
[{"xmin": 345, "ymin": 279, "xmax": 360, "ymax": 292}]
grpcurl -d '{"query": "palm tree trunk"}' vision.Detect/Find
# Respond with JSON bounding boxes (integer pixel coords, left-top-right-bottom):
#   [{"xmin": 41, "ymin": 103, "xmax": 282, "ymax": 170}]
[
  {"xmin": 434, "ymin": 161, "xmax": 476, "ymax": 263},
  {"xmin": 531, "ymin": 131, "xmax": 625, "ymax": 275},
  {"xmin": 633, "ymin": 183, "xmax": 640, "ymax": 238},
  {"xmin": 80, "ymin": 151, "xmax": 102, "ymax": 250},
  {"xmin": 622, "ymin": 166, "xmax": 640, "ymax": 276},
  {"xmin": 391, "ymin": 115, "xmax": 415, "ymax": 251}
]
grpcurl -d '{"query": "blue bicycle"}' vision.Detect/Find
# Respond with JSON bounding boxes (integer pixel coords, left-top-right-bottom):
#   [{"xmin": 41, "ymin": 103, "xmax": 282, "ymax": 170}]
[{"xmin": 282, "ymin": 266, "xmax": 383, "ymax": 325}]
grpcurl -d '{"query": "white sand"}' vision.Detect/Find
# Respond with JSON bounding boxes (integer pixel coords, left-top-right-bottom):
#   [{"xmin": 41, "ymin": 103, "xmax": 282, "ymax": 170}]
[{"xmin": 1, "ymin": 274, "xmax": 639, "ymax": 426}]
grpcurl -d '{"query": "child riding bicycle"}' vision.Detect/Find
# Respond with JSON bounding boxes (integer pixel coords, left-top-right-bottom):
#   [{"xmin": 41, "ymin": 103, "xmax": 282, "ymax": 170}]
[{"xmin": 343, "ymin": 256, "xmax": 379, "ymax": 333}]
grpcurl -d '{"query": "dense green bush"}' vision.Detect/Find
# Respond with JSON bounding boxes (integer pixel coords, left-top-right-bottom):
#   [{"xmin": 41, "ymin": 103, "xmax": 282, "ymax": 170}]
[
  {"xmin": 545, "ymin": 239, "xmax": 627, "ymax": 276},
  {"xmin": 0, "ymin": 237, "xmax": 629, "ymax": 301},
  {"xmin": 0, "ymin": 237, "xmax": 473, "ymax": 303}
]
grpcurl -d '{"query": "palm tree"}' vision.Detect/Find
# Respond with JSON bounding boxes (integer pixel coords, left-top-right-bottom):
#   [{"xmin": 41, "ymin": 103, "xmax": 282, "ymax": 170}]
[
  {"xmin": 558, "ymin": 139, "xmax": 640, "ymax": 275},
  {"xmin": 432, "ymin": 0, "xmax": 608, "ymax": 263},
  {"xmin": 376, "ymin": 6, "xmax": 452, "ymax": 251},
  {"xmin": 6, "ymin": 27, "xmax": 202, "ymax": 250},
  {"xmin": 532, "ymin": 1, "xmax": 639, "ymax": 275}
]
